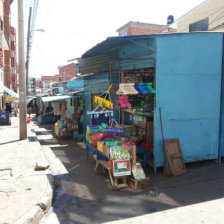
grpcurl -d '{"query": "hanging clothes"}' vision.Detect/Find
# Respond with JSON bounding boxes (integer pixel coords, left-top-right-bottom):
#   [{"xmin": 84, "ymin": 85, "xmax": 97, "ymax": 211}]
[
  {"xmin": 61, "ymin": 101, "xmax": 66, "ymax": 115},
  {"xmin": 57, "ymin": 101, "xmax": 60, "ymax": 115},
  {"xmin": 53, "ymin": 102, "xmax": 57, "ymax": 115},
  {"xmin": 92, "ymin": 113, "xmax": 109, "ymax": 125}
]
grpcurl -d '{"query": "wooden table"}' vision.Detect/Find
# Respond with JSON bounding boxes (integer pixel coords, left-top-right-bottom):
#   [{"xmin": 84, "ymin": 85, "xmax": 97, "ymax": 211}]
[{"xmin": 93, "ymin": 154, "xmax": 128, "ymax": 190}]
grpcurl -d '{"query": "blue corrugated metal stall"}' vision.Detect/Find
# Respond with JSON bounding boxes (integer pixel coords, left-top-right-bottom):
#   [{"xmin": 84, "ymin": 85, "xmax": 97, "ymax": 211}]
[
  {"xmin": 218, "ymin": 34, "xmax": 224, "ymax": 163},
  {"xmin": 79, "ymin": 32, "xmax": 224, "ymax": 172},
  {"xmin": 154, "ymin": 33, "xmax": 224, "ymax": 170}
]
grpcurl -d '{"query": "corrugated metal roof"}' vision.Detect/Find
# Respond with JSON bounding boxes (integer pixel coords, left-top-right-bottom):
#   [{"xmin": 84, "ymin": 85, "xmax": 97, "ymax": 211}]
[
  {"xmin": 82, "ymin": 35, "xmax": 156, "ymax": 57},
  {"xmin": 79, "ymin": 35, "xmax": 157, "ymax": 75}
]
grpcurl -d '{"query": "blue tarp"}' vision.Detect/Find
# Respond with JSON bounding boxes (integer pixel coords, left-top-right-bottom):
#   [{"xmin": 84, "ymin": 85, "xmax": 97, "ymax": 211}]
[{"xmin": 0, "ymin": 84, "xmax": 19, "ymax": 98}]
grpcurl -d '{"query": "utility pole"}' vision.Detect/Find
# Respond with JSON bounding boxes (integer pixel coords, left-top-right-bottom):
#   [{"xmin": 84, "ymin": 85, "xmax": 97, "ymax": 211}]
[{"xmin": 18, "ymin": 0, "xmax": 27, "ymax": 140}]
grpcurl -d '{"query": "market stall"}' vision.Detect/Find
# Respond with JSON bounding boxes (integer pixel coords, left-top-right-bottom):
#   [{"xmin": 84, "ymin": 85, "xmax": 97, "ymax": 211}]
[
  {"xmin": 79, "ymin": 33, "xmax": 224, "ymax": 173},
  {"xmin": 0, "ymin": 84, "xmax": 18, "ymax": 124},
  {"xmin": 54, "ymin": 95, "xmax": 84, "ymax": 139},
  {"xmin": 39, "ymin": 93, "xmax": 84, "ymax": 139},
  {"xmin": 84, "ymin": 85, "xmax": 150, "ymax": 189},
  {"xmin": 38, "ymin": 95, "xmax": 68, "ymax": 124}
]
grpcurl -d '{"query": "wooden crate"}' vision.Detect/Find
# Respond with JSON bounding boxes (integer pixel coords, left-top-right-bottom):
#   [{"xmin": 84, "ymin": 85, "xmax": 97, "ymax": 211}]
[
  {"xmin": 103, "ymin": 145, "xmax": 111, "ymax": 157},
  {"xmin": 127, "ymin": 177, "xmax": 150, "ymax": 190}
]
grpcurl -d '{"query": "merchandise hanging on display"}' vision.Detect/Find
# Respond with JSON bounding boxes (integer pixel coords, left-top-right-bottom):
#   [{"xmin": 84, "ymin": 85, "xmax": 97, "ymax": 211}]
[
  {"xmin": 119, "ymin": 69, "xmax": 156, "ymax": 169},
  {"xmin": 54, "ymin": 96, "xmax": 84, "ymax": 140},
  {"xmin": 116, "ymin": 83, "xmax": 156, "ymax": 95},
  {"xmin": 87, "ymin": 84, "xmax": 114, "ymax": 125},
  {"xmin": 38, "ymin": 101, "xmax": 59, "ymax": 124}
]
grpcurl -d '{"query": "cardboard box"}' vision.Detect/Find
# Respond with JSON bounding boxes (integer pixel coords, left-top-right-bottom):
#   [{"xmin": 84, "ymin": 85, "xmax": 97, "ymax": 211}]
[
  {"xmin": 59, "ymin": 131, "xmax": 67, "ymax": 137},
  {"xmin": 109, "ymin": 159, "xmax": 131, "ymax": 177},
  {"xmin": 103, "ymin": 145, "xmax": 111, "ymax": 157},
  {"xmin": 97, "ymin": 141, "xmax": 104, "ymax": 152},
  {"xmin": 127, "ymin": 177, "xmax": 150, "ymax": 190}
]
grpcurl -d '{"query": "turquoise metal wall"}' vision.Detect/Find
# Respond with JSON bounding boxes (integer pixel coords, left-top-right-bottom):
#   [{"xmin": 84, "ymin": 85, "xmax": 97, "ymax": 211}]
[
  {"xmin": 154, "ymin": 33, "xmax": 224, "ymax": 170},
  {"xmin": 119, "ymin": 38, "xmax": 156, "ymax": 71},
  {"xmin": 218, "ymin": 34, "xmax": 224, "ymax": 163}
]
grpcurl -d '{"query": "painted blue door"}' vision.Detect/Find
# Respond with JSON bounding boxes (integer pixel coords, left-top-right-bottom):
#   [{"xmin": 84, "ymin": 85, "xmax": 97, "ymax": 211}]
[{"xmin": 154, "ymin": 33, "xmax": 223, "ymax": 169}]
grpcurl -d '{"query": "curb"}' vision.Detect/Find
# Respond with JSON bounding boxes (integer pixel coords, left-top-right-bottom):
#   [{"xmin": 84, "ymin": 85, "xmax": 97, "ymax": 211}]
[
  {"xmin": 13, "ymin": 126, "xmax": 55, "ymax": 224},
  {"xmin": 14, "ymin": 175, "xmax": 54, "ymax": 224}
]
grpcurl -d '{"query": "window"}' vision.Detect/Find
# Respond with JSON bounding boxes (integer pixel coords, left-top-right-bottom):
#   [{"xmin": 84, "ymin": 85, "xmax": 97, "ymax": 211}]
[{"xmin": 189, "ymin": 18, "xmax": 209, "ymax": 32}]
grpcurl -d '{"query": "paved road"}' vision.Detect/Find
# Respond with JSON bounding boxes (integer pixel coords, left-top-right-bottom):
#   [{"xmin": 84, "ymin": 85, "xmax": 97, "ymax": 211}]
[{"xmin": 33, "ymin": 118, "xmax": 224, "ymax": 224}]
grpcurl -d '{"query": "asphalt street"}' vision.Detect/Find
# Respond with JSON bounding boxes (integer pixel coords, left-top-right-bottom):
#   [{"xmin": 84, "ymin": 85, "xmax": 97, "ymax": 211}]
[{"xmin": 33, "ymin": 118, "xmax": 224, "ymax": 224}]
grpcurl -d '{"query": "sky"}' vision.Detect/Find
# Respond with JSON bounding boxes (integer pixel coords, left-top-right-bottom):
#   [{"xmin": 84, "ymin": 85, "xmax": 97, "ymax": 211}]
[{"xmin": 11, "ymin": 0, "xmax": 205, "ymax": 78}]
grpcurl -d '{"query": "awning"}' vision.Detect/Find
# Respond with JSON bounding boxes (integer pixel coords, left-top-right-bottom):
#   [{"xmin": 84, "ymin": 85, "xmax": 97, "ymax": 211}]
[
  {"xmin": 41, "ymin": 95, "xmax": 73, "ymax": 103},
  {"xmin": 66, "ymin": 88, "xmax": 84, "ymax": 96},
  {"xmin": 0, "ymin": 84, "xmax": 19, "ymax": 98}
]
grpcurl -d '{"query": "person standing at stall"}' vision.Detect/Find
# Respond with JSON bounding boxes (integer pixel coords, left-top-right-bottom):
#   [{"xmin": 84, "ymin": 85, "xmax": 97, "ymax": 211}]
[{"xmin": 5, "ymin": 103, "xmax": 12, "ymax": 114}]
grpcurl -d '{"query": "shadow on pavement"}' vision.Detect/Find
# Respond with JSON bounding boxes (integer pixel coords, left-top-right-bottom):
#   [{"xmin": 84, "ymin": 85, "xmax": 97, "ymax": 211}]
[
  {"xmin": 34, "ymin": 118, "xmax": 224, "ymax": 224},
  {"xmin": 0, "ymin": 139, "xmax": 21, "ymax": 145}
]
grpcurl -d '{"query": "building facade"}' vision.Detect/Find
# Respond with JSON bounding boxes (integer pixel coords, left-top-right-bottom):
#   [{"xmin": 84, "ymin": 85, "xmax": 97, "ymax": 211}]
[
  {"xmin": 176, "ymin": 0, "xmax": 224, "ymax": 32},
  {"xmin": 10, "ymin": 26, "xmax": 17, "ymax": 92},
  {"xmin": 3, "ymin": 0, "xmax": 12, "ymax": 89},
  {"xmin": 41, "ymin": 75, "xmax": 59, "ymax": 94},
  {"xmin": 0, "ymin": 0, "xmax": 11, "ymax": 110},
  {"xmin": 116, "ymin": 21, "xmax": 175, "ymax": 36},
  {"xmin": 58, "ymin": 63, "xmax": 76, "ymax": 82}
]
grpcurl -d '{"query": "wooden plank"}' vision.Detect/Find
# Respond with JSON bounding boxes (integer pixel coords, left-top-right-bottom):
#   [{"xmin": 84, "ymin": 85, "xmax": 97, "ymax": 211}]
[
  {"xmin": 164, "ymin": 139, "xmax": 186, "ymax": 176},
  {"xmin": 120, "ymin": 72, "xmax": 124, "ymax": 83}
]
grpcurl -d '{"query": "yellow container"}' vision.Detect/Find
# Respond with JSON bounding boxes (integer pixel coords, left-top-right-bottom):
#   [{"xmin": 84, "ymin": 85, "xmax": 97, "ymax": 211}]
[{"xmin": 97, "ymin": 141, "xmax": 104, "ymax": 152}]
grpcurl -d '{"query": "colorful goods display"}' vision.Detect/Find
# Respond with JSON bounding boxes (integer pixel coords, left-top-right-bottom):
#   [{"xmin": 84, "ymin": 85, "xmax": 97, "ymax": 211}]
[
  {"xmin": 54, "ymin": 108, "xmax": 84, "ymax": 138},
  {"xmin": 55, "ymin": 117, "xmax": 73, "ymax": 137},
  {"xmin": 110, "ymin": 146, "xmax": 130, "ymax": 160},
  {"xmin": 94, "ymin": 96, "xmax": 113, "ymax": 110},
  {"xmin": 116, "ymin": 83, "xmax": 156, "ymax": 95},
  {"xmin": 88, "ymin": 84, "xmax": 113, "ymax": 117}
]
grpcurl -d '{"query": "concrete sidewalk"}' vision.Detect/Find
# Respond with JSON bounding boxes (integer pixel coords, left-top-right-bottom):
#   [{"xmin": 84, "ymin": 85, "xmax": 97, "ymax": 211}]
[{"xmin": 0, "ymin": 116, "xmax": 54, "ymax": 224}]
